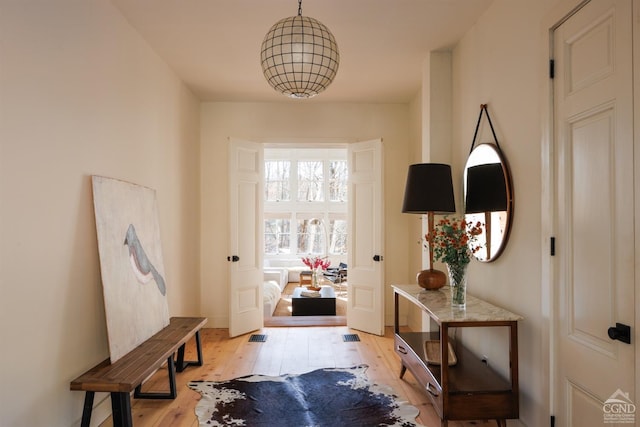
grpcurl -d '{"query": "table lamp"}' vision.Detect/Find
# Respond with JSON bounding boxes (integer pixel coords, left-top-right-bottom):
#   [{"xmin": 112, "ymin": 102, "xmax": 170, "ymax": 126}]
[
  {"xmin": 402, "ymin": 163, "xmax": 456, "ymax": 289},
  {"xmin": 464, "ymin": 163, "xmax": 507, "ymax": 259}
]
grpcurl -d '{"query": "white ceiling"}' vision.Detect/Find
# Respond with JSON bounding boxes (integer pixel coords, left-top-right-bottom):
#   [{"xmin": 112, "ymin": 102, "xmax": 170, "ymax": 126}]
[{"xmin": 111, "ymin": 0, "xmax": 493, "ymax": 103}]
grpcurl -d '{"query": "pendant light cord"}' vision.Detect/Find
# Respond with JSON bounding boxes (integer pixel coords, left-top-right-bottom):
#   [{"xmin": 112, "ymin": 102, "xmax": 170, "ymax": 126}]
[{"xmin": 298, "ymin": 0, "xmax": 303, "ymax": 16}]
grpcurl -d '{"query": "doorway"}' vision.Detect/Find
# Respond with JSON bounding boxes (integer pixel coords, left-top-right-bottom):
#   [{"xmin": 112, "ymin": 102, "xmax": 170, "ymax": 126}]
[
  {"xmin": 263, "ymin": 146, "xmax": 348, "ymax": 327},
  {"xmin": 228, "ymin": 138, "xmax": 385, "ymax": 337}
]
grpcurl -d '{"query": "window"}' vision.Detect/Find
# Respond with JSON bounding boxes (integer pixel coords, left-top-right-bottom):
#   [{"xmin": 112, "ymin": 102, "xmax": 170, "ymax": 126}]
[
  {"xmin": 297, "ymin": 218, "xmax": 325, "ymax": 254},
  {"xmin": 329, "ymin": 161, "xmax": 348, "ymax": 202},
  {"xmin": 265, "ymin": 161, "xmax": 291, "ymax": 202},
  {"xmin": 264, "ymin": 217, "xmax": 291, "ymax": 254},
  {"xmin": 264, "ymin": 148, "xmax": 347, "ymax": 259},
  {"xmin": 328, "ymin": 218, "xmax": 347, "ymax": 253},
  {"xmin": 297, "ymin": 161, "xmax": 324, "ymax": 201}
]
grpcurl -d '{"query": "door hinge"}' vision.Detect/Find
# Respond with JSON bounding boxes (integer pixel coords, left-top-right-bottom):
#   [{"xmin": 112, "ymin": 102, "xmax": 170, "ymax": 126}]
[
  {"xmin": 551, "ymin": 415, "xmax": 555, "ymax": 427},
  {"xmin": 549, "ymin": 59, "xmax": 555, "ymax": 79},
  {"xmin": 550, "ymin": 237, "xmax": 555, "ymax": 256}
]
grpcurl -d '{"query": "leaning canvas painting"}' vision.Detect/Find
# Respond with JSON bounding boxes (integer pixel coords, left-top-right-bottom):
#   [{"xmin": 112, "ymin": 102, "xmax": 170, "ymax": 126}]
[{"xmin": 92, "ymin": 175, "xmax": 170, "ymax": 362}]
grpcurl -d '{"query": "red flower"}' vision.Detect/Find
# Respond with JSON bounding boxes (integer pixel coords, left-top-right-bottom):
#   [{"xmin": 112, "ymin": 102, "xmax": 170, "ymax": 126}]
[
  {"xmin": 301, "ymin": 256, "xmax": 331, "ymax": 270},
  {"xmin": 424, "ymin": 216, "xmax": 484, "ymax": 265}
]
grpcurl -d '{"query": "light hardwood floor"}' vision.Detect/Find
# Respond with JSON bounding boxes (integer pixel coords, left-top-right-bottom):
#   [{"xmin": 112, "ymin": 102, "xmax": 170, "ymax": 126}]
[
  {"xmin": 98, "ymin": 326, "xmax": 497, "ymax": 426},
  {"xmin": 265, "ymin": 282, "xmax": 347, "ymax": 327}
]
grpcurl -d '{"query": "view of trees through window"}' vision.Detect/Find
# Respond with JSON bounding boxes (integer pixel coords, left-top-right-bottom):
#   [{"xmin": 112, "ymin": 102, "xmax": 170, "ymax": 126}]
[{"xmin": 264, "ymin": 148, "xmax": 347, "ymax": 258}]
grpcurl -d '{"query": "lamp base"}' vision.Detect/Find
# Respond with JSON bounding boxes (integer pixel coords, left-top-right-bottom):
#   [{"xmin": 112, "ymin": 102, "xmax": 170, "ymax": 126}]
[{"xmin": 416, "ymin": 269, "xmax": 446, "ymax": 290}]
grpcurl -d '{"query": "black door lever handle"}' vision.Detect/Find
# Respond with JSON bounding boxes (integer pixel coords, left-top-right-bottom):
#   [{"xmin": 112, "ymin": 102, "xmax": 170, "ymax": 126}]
[{"xmin": 608, "ymin": 323, "xmax": 631, "ymax": 344}]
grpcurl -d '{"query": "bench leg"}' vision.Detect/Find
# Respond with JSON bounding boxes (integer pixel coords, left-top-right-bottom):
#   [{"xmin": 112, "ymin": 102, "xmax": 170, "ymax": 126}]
[
  {"xmin": 134, "ymin": 356, "xmax": 177, "ymax": 399},
  {"xmin": 80, "ymin": 391, "xmax": 94, "ymax": 427},
  {"xmin": 399, "ymin": 364, "xmax": 407, "ymax": 379},
  {"xmin": 176, "ymin": 330, "xmax": 203, "ymax": 372},
  {"xmin": 110, "ymin": 392, "xmax": 132, "ymax": 427}
]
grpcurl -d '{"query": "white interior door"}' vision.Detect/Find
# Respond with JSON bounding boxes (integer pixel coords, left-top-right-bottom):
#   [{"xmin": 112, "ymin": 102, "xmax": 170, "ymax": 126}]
[
  {"xmin": 552, "ymin": 1, "xmax": 635, "ymax": 424},
  {"xmin": 347, "ymin": 139, "xmax": 384, "ymax": 336},
  {"xmin": 228, "ymin": 138, "xmax": 264, "ymax": 337}
]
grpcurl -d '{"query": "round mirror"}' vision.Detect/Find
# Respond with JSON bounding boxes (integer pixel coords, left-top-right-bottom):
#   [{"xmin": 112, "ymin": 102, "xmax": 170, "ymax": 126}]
[{"xmin": 463, "ymin": 143, "xmax": 513, "ymax": 262}]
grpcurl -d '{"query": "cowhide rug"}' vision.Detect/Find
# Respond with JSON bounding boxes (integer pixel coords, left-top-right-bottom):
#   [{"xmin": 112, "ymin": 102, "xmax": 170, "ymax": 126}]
[{"xmin": 188, "ymin": 364, "xmax": 423, "ymax": 427}]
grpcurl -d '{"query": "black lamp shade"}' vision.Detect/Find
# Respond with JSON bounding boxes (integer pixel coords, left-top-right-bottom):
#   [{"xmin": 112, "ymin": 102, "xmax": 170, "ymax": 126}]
[
  {"xmin": 465, "ymin": 163, "xmax": 507, "ymax": 213},
  {"xmin": 402, "ymin": 163, "xmax": 456, "ymax": 214}
]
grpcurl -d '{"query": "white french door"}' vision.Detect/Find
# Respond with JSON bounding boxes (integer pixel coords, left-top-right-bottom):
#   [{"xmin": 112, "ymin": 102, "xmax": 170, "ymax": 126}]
[
  {"xmin": 228, "ymin": 138, "xmax": 384, "ymax": 336},
  {"xmin": 552, "ymin": 0, "xmax": 635, "ymax": 424},
  {"xmin": 347, "ymin": 139, "xmax": 385, "ymax": 336},
  {"xmin": 228, "ymin": 138, "xmax": 264, "ymax": 337}
]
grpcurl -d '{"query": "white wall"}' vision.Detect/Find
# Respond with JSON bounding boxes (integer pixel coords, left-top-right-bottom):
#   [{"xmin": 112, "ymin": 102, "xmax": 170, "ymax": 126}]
[
  {"xmin": 0, "ymin": 2, "xmax": 200, "ymax": 426},
  {"xmin": 200, "ymin": 102, "xmax": 414, "ymax": 328},
  {"xmin": 448, "ymin": 0, "xmax": 568, "ymax": 425}
]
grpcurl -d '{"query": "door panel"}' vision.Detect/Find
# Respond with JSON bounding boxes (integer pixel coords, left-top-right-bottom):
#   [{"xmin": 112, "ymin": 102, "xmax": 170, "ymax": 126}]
[
  {"xmin": 229, "ymin": 139, "xmax": 264, "ymax": 337},
  {"xmin": 347, "ymin": 139, "xmax": 384, "ymax": 336},
  {"xmin": 569, "ymin": 106, "xmax": 618, "ymax": 356},
  {"xmin": 553, "ymin": 0, "xmax": 634, "ymax": 424},
  {"xmin": 567, "ymin": 382, "xmax": 607, "ymax": 426}
]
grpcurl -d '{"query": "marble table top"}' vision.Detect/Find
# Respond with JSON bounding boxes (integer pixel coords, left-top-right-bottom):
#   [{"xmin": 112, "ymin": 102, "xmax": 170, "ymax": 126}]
[{"xmin": 392, "ymin": 284, "xmax": 523, "ymax": 324}]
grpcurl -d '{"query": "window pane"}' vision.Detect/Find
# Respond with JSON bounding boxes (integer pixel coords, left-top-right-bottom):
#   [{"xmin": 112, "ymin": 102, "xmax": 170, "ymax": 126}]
[
  {"xmin": 329, "ymin": 160, "xmax": 348, "ymax": 202},
  {"xmin": 297, "ymin": 219, "xmax": 326, "ymax": 254},
  {"xmin": 297, "ymin": 161, "xmax": 324, "ymax": 201},
  {"xmin": 329, "ymin": 219, "xmax": 348, "ymax": 254},
  {"xmin": 265, "ymin": 161, "xmax": 290, "ymax": 201},
  {"xmin": 264, "ymin": 218, "xmax": 291, "ymax": 254}
]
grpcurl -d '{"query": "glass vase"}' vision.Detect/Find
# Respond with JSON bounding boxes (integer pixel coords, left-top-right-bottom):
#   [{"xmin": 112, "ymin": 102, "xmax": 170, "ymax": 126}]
[
  {"xmin": 311, "ymin": 267, "xmax": 320, "ymax": 288},
  {"xmin": 447, "ymin": 262, "xmax": 469, "ymax": 309}
]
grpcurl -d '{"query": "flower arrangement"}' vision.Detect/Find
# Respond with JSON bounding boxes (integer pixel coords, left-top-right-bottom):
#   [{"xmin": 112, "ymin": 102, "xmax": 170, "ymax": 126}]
[
  {"xmin": 425, "ymin": 217, "xmax": 483, "ymax": 266},
  {"xmin": 301, "ymin": 256, "xmax": 331, "ymax": 270}
]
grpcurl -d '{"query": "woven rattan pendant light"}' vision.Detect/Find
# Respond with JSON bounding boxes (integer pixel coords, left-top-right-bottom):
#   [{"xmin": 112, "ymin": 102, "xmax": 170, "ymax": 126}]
[{"xmin": 260, "ymin": 0, "xmax": 340, "ymax": 98}]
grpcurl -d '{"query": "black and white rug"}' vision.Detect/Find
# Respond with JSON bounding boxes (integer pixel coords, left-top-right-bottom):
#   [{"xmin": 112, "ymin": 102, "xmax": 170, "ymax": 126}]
[{"xmin": 188, "ymin": 364, "xmax": 422, "ymax": 427}]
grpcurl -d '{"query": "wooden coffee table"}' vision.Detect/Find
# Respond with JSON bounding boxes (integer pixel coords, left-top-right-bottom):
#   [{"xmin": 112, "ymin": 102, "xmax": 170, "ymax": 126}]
[{"xmin": 291, "ymin": 286, "xmax": 336, "ymax": 316}]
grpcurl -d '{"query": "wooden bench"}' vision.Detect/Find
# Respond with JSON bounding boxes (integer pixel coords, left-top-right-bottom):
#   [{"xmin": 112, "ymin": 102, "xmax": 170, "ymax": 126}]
[{"xmin": 70, "ymin": 316, "xmax": 207, "ymax": 427}]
